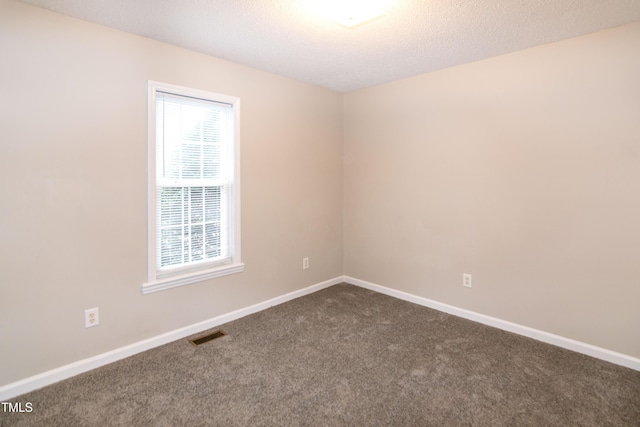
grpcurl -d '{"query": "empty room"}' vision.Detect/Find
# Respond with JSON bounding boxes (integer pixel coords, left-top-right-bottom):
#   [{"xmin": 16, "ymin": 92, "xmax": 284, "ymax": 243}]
[{"xmin": 1, "ymin": 0, "xmax": 639, "ymax": 425}]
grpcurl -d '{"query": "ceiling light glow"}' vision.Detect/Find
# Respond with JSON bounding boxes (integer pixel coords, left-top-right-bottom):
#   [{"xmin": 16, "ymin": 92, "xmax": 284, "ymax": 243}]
[{"xmin": 314, "ymin": 0, "xmax": 387, "ymax": 28}]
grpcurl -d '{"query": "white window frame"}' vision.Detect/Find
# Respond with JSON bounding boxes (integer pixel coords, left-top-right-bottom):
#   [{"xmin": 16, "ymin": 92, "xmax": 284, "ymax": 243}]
[{"xmin": 143, "ymin": 81, "xmax": 243, "ymax": 294}]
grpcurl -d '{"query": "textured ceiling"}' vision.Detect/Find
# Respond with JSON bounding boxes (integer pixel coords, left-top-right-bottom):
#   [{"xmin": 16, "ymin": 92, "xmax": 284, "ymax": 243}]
[{"xmin": 18, "ymin": 0, "xmax": 640, "ymax": 92}]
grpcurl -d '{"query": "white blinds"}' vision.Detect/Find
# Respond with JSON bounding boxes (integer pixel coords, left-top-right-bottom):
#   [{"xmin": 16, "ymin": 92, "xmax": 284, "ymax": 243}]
[{"xmin": 155, "ymin": 92, "xmax": 234, "ymax": 271}]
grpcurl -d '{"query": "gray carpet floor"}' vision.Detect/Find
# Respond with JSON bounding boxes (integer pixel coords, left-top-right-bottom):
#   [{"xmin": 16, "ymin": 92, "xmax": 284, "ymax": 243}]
[{"xmin": 2, "ymin": 283, "xmax": 639, "ymax": 426}]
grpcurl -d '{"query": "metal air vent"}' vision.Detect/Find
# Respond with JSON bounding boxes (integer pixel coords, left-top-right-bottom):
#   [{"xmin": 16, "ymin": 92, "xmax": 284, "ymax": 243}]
[{"xmin": 189, "ymin": 330, "xmax": 227, "ymax": 346}]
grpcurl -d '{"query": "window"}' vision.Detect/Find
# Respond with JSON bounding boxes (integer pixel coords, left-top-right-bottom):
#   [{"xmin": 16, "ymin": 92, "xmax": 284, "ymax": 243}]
[{"xmin": 143, "ymin": 81, "xmax": 243, "ymax": 294}]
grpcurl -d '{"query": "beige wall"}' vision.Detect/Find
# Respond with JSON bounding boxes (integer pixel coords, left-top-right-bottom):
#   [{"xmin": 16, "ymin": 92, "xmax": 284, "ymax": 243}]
[
  {"xmin": 0, "ymin": 0, "xmax": 343, "ymax": 385},
  {"xmin": 2, "ymin": 0, "xmax": 639, "ymax": 389},
  {"xmin": 344, "ymin": 22, "xmax": 640, "ymax": 358}
]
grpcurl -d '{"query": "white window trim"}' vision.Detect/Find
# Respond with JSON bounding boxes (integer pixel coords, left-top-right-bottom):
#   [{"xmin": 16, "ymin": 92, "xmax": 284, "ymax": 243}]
[{"xmin": 142, "ymin": 81, "xmax": 243, "ymax": 294}]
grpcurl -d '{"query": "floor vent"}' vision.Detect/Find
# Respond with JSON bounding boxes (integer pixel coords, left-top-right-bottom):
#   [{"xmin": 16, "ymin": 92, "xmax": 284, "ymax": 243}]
[{"xmin": 189, "ymin": 330, "xmax": 227, "ymax": 346}]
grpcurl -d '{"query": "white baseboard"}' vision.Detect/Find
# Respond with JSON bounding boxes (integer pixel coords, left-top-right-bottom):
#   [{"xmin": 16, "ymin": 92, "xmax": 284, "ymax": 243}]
[
  {"xmin": 3, "ymin": 274, "xmax": 637, "ymax": 401},
  {"xmin": 0, "ymin": 276, "xmax": 343, "ymax": 401},
  {"xmin": 345, "ymin": 276, "xmax": 640, "ymax": 371}
]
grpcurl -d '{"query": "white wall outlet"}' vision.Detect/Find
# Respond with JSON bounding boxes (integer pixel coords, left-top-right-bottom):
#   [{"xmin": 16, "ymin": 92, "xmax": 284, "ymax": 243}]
[
  {"xmin": 85, "ymin": 307, "xmax": 99, "ymax": 328},
  {"xmin": 463, "ymin": 273, "xmax": 472, "ymax": 288},
  {"xmin": 303, "ymin": 257, "xmax": 309, "ymax": 270}
]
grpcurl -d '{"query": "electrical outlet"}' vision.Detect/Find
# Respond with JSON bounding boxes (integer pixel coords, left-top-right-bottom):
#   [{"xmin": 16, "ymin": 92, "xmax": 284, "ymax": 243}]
[
  {"xmin": 463, "ymin": 273, "xmax": 472, "ymax": 288},
  {"xmin": 303, "ymin": 257, "xmax": 309, "ymax": 270},
  {"xmin": 85, "ymin": 307, "xmax": 99, "ymax": 328}
]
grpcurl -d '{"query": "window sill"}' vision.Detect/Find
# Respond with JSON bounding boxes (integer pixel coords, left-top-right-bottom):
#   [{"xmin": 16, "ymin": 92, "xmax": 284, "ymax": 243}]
[{"xmin": 142, "ymin": 263, "xmax": 245, "ymax": 295}]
